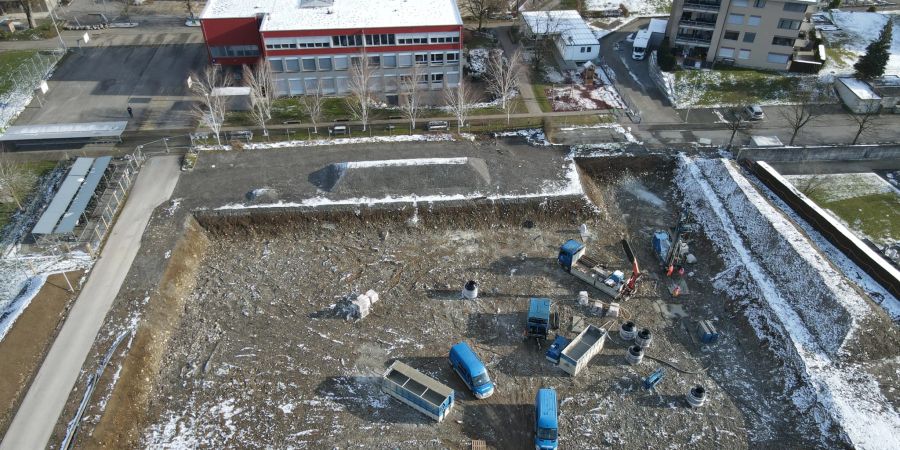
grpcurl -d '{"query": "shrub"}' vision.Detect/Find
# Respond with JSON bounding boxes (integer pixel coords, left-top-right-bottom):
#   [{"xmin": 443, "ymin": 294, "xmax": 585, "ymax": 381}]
[{"xmin": 657, "ymin": 38, "xmax": 677, "ymax": 72}]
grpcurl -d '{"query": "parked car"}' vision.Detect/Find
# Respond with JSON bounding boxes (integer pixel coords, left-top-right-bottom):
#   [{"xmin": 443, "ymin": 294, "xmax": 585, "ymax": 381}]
[{"xmin": 742, "ymin": 105, "xmax": 765, "ymax": 121}]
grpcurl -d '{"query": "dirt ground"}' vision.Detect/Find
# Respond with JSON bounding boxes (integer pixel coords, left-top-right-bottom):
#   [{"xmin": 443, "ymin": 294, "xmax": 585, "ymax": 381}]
[
  {"xmin": 0, "ymin": 271, "xmax": 83, "ymax": 438},
  {"xmin": 70, "ymin": 156, "xmax": 823, "ymax": 449}
]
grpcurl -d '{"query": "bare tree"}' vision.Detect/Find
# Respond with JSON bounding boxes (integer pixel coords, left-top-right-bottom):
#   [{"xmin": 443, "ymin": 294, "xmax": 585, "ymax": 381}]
[
  {"xmin": 443, "ymin": 78, "xmax": 477, "ymax": 132},
  {"xmin": 184, "ymin": 0, "xmax": 196, "ymax": 19},
  {"xmin": 243, "ymin": 62, "xmax": 275, "ymax": 139},
  {"xmin": 723, "ymin": 108, "xmax": 750, "ymax": 147},
  {"xmin": 399, "ymin": 64, "xmax": 424, "ymax": 131},
  {"xmin": 460, "ymin": 0, "xmax": 503, "ymax": 31},
  {"xmin": 779, "ymin": 98, "xmax": 821, "ymax": 146},
  {"xmin": 849, "ymin": 103, "xmax": 880, "ymax": 145},
  {"xmin": 17, "ymin": 1, "xmax": 36, "ymax": 29},
  {"xmin": 191, "ymin": 65, "xmax": 232, "ymax": 147},
  {"xmin": 0, "ymin": 153, "xmax": 35, "ymax": 210},
  {"xmin": 346, "ymin": 51, "xmax": 374, "ymax": 131},
  {"xmin": 486, "ymin": 48, "xmax": 523, "ymax": 124},
  {"xmin": 524, "ymin": 10, "xmax": 569, "ymax": 72},
  {"xmin": 299, "ymin": 79, "xmax": 326, "ymax": 134}
]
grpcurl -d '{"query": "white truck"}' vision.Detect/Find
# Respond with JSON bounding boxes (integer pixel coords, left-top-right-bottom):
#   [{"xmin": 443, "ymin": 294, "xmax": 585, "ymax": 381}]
[
  {"xmin": 632, "ymin": 29, "xmax": 652, "ymax": 60},
  {"xmin": 558, "ymin": 325, "xmax": 607, "ymax": 376}
]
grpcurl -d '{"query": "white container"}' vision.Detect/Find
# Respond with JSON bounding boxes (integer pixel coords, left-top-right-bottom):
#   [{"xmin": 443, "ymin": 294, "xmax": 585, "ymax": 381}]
[
  {"xmin": 365, "ymin": 290, "xmax": 380, "ymax": 304},
  {"xmin": 462, "ymin": 280, "xmax": 478, "ymax": 299},
  {"xmin": 578, "ymin": 291, "xmax": 589, "ymax": 306},
  {"xmin": 606, "ymin": 302, "xmax": 620, "ymax": 318}
]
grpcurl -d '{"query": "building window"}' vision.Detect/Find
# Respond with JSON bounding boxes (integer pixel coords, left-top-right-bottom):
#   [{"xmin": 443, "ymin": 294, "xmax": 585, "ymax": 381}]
[
  {"xmin": 447, "ymin": 72, "xmax": 460, "ymax": 85},
  {"xmin": 332, "ymin": 35, "xmax": 363, "ymax": 47},
  {"xmin": 733, "ymin": 0, "xmax": 748, "ymax": 6},
  {"xmin": 738, "ymin": 49, "xmax": 751, "ymax": 59},
  {"xmin": 415, "ymin": 53, "xmax": 428, "ymax": 65},
  {"xmin": 748, "ymin": 15, "xmax": 761, "ymax": 26},
  {"xmin": 334, "ymin": 56, "xmax": 349, "ymax": 70},
  {"xmin": 718, "ymin": 47, "xmax": 735, "ymax": 58},
  {"xmin": 772, "ymin": 36, "xmax": 794, "ymax": 46},
  {"xmin": 431, "ymin": 73, "xmax": 444, "ymax": 84},
  {"xmin": 398, "ymin": 36, "xmax": 428, "ymax": 44},
  {"xmin": 417, "ymin": 74, "xmax": 429, "ymax": 85},
  {"xmin": 269, "ymin": 59, "xmax": 284, "ymax": 73},
  {"xmin": 318, "ymin": 57, "xmax": 333, "ymax": 71},
  {"xmin": 336, "ymin": 77, "xmax": 349, "ymax": 93},
  {"xmin": 783, "ymin": 2, "xmax": 807, "ymax": 12},
  {"xmin": 753, "ymin": 0, "xmax": 766, "ymax": 7},
  {"xmin": 766, "ymin": 52, "xmax": 790, "ymax": 64},
  {"xmin": 383, "ymin": 54, "xmax": 398, "ymax": 68},
  {"xmin": 724, "ymin": 31, "xmax": 739, "ymax": 40},
  {"xmin": 431, "ymin": 53, "xmax": 444, "ymax": 64},
  {"xmin": 289, "ymin": 79, "xmax": 303, "ymax": 95},
  {"xmin": 384, "ymin": 75, "xmax": 398, "ymax": 92},
  {"xmin": 321, "ymin": 78, "xmax": 336, "ymax": 94},
  {"xmin": 777, "ymin": 18, "xmax": 802, "ymax": 30},
  {"xmin": 209, "ymin": 45, "xmax": 259, "ymax": 58},
  {"xmin": 368, "ymin": 56, "xmax": 381, "ymax": 67},
  {"xmin": 302, "ymin": 58, "xmax": 317, "ymax": 71},
  {"xmin": 399, "ymin": 53, "xmax": 413, "ymax": 67},
  {"xmin": 365, "ymin": 34, "xmax": 396, "ymax": 46},
  {"xmin": 727, "ymin": 14, "xmax": 743, "ymax": 25},
  {"xmin": 284, "ymin": 58, "xmax": 301, "ymax": 72},
  {"xmin": 743, "ymin": 32, "xmax": 756, "ymax": 43},
  {"xmin": 446, "ymin": 52, "xmax": 459, "ymax": 62}
]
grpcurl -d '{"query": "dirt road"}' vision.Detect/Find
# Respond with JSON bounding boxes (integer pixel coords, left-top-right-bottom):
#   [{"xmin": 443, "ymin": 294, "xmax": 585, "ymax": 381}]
[{"xmin": 0, "ymin": 156, "xmax": 181, "ymax": 450}]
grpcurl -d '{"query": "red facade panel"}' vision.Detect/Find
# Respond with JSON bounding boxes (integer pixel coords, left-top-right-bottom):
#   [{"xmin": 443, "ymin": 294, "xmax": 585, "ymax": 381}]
[{"xmin": 201, "ymin": 17, "xmax": 264, "ymax": 65}]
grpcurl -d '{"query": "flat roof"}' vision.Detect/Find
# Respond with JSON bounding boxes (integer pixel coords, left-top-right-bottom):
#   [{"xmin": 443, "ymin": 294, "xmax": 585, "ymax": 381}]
[
  {"xmin": 522, "ymin": 10, "xmax": 598, "ymax": 46},
  {"xmin": 839, "ymin": 77, "xmax": 881, "ymax": 100},
  {"xmin": 203, "ymin": 0, "xmax": 462, "ymax": 31},
  {"xmin": 32, "ymin": 158, "xmax": 94, "ymax": 235},
  {"xmin": 648, "ymin": 18, "xmax": 668, "ymax": 34},
  {"xmin": 0, "ymin": 121, "xmax": 128, "ymax": 142},
  {"xmin": 55, "ymin": 156, "xmax": 111, "ymax": 234}
]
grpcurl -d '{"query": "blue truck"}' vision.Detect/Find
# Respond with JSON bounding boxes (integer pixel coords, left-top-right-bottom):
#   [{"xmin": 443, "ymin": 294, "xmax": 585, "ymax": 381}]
[
  {"xmin": 535, "ymin": 388, "xmax": 559, "ymax": 450},
  {"xmin": 449, "ymin": 342, "xmax": 495, "ymax": 399},
  {"xmin": 558, "ymin": 239, "xmax": 641, "ymax": 300},
  {"xmin": 526, "ymin": 298, "xmax": 558, "ymax": 346}
]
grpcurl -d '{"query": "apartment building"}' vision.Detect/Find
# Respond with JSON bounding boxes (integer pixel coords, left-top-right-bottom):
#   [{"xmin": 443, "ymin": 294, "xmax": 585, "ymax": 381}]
[
  {"xmin": 200, "ymin": 0, "xmax": 463, "ymax": 102},
  {"xmin": 666, "ymin": 0, "xmax": 817, "ymax": 71}
]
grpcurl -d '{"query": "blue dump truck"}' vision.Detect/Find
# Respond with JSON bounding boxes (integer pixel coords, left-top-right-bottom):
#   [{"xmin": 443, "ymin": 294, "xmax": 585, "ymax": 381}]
[
  {"xmin": 535, "ymin": 388, "xmax": 559, "ymax": 450},
  {"xmin": 449, "ymin": 342, "xmax": 495, "ymax": 399}
]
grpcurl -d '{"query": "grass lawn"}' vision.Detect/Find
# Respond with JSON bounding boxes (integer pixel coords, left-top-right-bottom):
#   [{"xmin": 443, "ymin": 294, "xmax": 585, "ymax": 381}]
[
  {"xmin": 555, "ymin": 0, "xmax": 580, "ymax": 9},
  {"xmin": 532, "ymin": 83, "xmax": 552, "ymax": 113},
  {"xmin": 0, "ymin": 50, "xmax": 39, "ymax": 95},
  {"xmin": 0, "ymin": 160, "xmax": 57, "ymax": 230},
  {"xmin": 674, "ymin": 67, "xmax": 834, "ymax": 107},
  {"xmin": 789, "ymin": 173, "xmax": 900, "ymax": 246}
]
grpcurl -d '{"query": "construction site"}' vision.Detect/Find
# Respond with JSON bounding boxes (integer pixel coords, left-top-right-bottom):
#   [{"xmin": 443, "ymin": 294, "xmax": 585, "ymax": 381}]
[{"xmin": 45, "ymin": 139, "xmax": 900, "ymax": 449}]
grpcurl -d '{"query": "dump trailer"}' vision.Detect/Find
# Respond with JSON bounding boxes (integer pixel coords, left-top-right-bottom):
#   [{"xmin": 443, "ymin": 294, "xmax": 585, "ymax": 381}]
[
  {"xmin": 558, "ymin": 239, "xmax": 640, "ymax": 300},
  {"xmin": 558, "ymin": 325, "xmax": 607, "ymax": 376},
  {"xmin": 382, "ymin": 361, "xmax": 455, "ymax": 422}
]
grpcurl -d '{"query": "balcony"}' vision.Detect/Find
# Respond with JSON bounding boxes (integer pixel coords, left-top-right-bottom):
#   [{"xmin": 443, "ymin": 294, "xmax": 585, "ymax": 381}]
[
  {"xmin": 678, "ymin": 19, "xmax": 717, "ymax": 30},
  {"xmin": 675, "ymin": 33, "xmax": 713, "ymax": 46},
  {"xmin": 682, "ymin": 0, "xmax": 722, "ymax": 12}
]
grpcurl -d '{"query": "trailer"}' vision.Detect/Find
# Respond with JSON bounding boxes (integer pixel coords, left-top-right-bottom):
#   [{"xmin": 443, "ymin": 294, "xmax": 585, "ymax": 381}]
[
  {"xmin": 558, "ymin": 325, "xmax": 607, "ymax": 376},
  {"xmin": 558, "ymin": 239, "xmax": 641, "ymax": 300},
  {"xmin": 382, "ymin": 361, "xmax": 455, "ymax": 422}
]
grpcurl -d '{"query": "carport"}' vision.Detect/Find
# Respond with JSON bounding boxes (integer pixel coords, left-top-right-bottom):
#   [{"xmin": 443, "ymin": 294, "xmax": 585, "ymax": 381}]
[{"xmin": 0, "ymin": 121, "xmax": 127, "ymax": 148}]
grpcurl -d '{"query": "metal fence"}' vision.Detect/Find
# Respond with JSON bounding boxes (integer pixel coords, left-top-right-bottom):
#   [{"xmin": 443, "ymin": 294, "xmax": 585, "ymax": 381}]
[
  {"xmin": 0, "ymin": 50, "xmax": 65, "ymax": 110},
  {"xmin": 648, "ymin": 51, "xmax": 678, "ymax": 107}
]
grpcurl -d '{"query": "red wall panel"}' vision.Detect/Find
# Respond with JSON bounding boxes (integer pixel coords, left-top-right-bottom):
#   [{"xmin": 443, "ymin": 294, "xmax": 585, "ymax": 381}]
[{"xmin": 201, "ymin": 17, "xmax": 264, "ymax": 65}]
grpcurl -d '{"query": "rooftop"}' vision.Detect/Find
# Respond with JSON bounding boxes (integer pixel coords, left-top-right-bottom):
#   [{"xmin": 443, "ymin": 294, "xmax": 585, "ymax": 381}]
[
  {"xmin": 839, "ymin": 77, "xmax": 881, "ymax": 100},
  {"xmin": 521, "ymin": 10, "xmax": 598, "ymax": 46},
  {"xmin": 201, "ymin": 0, "xmax": 462, "ymax": 31}
]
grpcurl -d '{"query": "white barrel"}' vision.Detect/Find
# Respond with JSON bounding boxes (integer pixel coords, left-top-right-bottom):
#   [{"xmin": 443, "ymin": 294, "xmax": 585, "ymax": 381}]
[
  {"xmin": 462, "ymin": 280, "xmax": 478, "ymax": 299},
  {"xmin": 635, "ymin": 328, "xmax": 652, "ymax": 348},
  {"xmin": 625, "ymin": 345, "xmax": 644, "ymax": 365},
  {"xmin": 620, "ymin": 321, "xmax": 636, "ymax": 340},
  {"xmin": 578, "ymin": 291, "xmax": 589, "ymax": 306},
  {"xmin": 686, "ymin": 386, "xmax": 707, "ymax": 407}
]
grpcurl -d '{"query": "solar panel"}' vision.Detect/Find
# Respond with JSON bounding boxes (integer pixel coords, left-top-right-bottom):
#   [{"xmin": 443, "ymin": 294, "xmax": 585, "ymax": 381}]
[
  {"xmin": 54, "ymin": 156, "xmax": 111, "ymax": 234},
  {"xmin": 31, "ymin": 157, "xmax": 95, "ymax": 235}
]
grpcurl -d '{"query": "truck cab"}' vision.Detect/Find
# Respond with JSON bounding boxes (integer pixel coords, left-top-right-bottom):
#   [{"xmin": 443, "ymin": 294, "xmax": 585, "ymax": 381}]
[
  {"xmin": 632, "ymin": 29, "xmax": 651, "ymax": 60},
  {"xmin": 449, "ymin": 342, "xmax": 495, "ymax": 399},
  {"xmin": 526, "ymin": 298, "xmax": 552, "ymax": 340},
  {"xmin": 535, "ymin": 388, "xmax": 559, "ymax": 450}
]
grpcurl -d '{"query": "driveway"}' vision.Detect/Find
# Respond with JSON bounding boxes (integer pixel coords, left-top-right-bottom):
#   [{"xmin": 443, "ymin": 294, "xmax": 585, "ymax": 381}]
[{"xmin": 0, "ymin": 156, "xmax": 181, "ymax": 450}]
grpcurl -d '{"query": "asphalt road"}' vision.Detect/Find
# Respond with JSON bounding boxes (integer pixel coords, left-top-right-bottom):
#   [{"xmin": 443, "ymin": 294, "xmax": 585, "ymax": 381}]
[{"xmin": 0, "ymin": 156, "xmax": 181, "ymax": 450}]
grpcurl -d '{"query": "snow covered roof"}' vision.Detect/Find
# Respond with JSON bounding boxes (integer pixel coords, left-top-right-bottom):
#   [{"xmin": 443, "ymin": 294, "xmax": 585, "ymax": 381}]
[
  {"xmin": 212, "ymin": 86, "xmax": 252, "ymax": 96},
  {"xmin": 522, "ymin": 10, "xmax": 597, "ymax": 46},
  {"xmin": 202, "ymin": 0, "xmax": 462, "ymax": 31},
  {"xmin": 839, "ymin": 77, "xmax": 881, "ymax": 100}
]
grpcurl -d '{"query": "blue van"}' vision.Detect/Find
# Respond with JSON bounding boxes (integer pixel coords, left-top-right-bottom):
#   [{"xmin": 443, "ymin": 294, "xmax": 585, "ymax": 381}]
[
  {"xmin": 535, "ymin": 388, "xmax": 559, "ymax": 450},
  {"xmin": 449, "ymin": 342, "xmax": 494, "ymax": 399}
]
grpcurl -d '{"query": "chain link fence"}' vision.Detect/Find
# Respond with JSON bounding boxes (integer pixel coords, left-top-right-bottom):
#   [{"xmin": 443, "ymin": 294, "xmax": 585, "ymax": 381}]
[
  {"xmin": 0, "ymin": 49, "xmax": 66, "ymax": 129},
  {"xmin": 76, "ymin": 154, "xmax": 145, "ymax": 256}
]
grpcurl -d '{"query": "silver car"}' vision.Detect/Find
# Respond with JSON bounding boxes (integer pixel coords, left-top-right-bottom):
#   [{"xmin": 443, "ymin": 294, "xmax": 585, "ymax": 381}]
[{"xmin": 743, "ymin": 105, "xmax": 765, "ymax": 121}]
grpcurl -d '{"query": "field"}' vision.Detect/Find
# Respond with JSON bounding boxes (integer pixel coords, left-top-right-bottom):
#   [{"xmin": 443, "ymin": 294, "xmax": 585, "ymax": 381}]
[
  {"xmin": 0, "ymin": 160, "xmax": 57, "ymax": 230},
  {"xmin": 672, "ymin": 68, "xmax": 836, "ymax": 107}
]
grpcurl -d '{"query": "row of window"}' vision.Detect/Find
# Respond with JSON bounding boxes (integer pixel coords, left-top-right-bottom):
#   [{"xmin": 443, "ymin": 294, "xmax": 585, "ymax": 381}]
[
  {"xmin": 731, "ymin": 0, "xmax": 807, "ymax": 11},
  {"xmin": 266, "ymin": 42, "xmax": 329, "ymax": 49},
  {"xmin": 726, "ymin": 13, "xmax": 803, "ymax": 30},
  {"xmin": 718, "ymin": 47, "xmax": 791, "ymax": 65},
  {"xmin": 273, "ymin": 72, "xmax": 461, "ymax": 95},
  {"xmin": 269, "ymin": 52, "xmax": 461, "ymax": 73},
  {"xmin": 266, "ymin": 33, "xmax": 461, "ymax": 50},
  {"xmin": 209, "ymin": 45, "xmax": 260, "ymax": 58},
  {"xmin": 578, "ymin": 46, "xmax": 593, "ymax": 53},
  {"xmin": 723, "ymin": 30, "xmax": 795, "ymax": 46}
]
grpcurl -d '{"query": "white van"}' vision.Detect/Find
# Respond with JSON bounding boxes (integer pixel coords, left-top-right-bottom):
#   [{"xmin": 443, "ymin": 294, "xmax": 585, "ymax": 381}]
[{"xmin": 632, "ymin": 29, "xmax": 651, "ymax": 60}]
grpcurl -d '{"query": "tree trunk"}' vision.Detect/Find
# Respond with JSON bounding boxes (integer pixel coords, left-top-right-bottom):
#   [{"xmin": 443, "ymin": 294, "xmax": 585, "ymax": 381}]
[
  {"xmin": 853, "ymin": 127, "xmax": 863, "ymax": 145},
  {"xmin": 789, "ymin": 128, "xmax": 799, "ymax": 146},
  {"xmin": 20, "ymin": 1, "xmax": 36, "ymax": 29},
  {"xmin": 729, "ymin": 128, "xmax": 738, "ymax": 146}
]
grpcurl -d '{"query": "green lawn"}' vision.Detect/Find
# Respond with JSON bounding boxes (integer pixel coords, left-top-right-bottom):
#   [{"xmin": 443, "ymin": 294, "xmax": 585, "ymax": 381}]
[
  {"xmin": 674, "ymin": 67, "xmax": 834, "ymax": 107},
  {"xmin": 532, "ymin": 83, "xmax": 552, "ymax": 113},
  {"xmin": 0, "ymin": 50, "xmax": 40, "ymax": 94},
  {"xmin": 0, "ymin": 160, "xmax": 57, "ymax": 230}
]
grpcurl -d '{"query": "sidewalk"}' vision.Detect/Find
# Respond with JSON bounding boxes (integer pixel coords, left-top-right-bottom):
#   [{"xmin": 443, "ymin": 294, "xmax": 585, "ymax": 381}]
[{"xmin": 494, "ymin": 26, "xmax": 543, "ymax": 115}]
